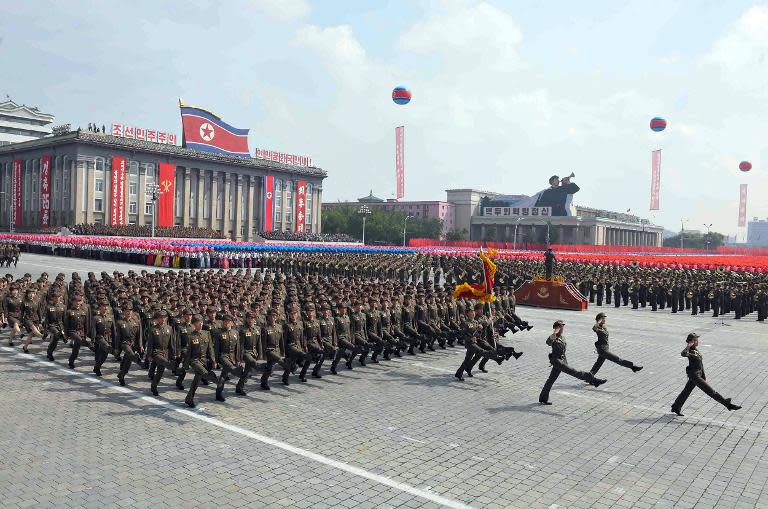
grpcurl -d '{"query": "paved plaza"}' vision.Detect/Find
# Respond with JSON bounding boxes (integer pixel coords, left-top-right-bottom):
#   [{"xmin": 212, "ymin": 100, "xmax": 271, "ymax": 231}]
[{"xmin": 0, "ymin": 254, "xmax": 767, "ymax": 509}]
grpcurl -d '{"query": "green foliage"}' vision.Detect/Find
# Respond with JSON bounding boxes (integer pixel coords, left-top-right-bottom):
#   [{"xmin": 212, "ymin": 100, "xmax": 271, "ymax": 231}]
[
  {"xmin": 663, "ymin": 231, "xmax": 726, "ymax": 249},
  {"xmin": 322, "ymin": 205, "xmax": 443, "ymax": 244},
  {"xmin": 445, "ymin": 228, "xmax": 468, "ymax": 241}
]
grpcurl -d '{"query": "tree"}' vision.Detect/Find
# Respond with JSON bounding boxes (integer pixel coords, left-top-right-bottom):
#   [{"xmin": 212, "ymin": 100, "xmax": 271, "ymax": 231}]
[
  {"xmin": 322, "ymin": 206, "xmax": 444, "ymax": 244},
  {"xmin": 663, "ymin": 231, "xmax": 725, "ymax": 249},
  {"xmin": 445, "ymin": 228, "xmax": 468, "ymax": 241}
]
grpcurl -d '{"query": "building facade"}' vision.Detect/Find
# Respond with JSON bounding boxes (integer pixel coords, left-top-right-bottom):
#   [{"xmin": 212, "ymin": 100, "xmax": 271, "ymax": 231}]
[
  {"xmin": 0, "ymin": 130, "xmax": 326, "ymax": 240},
  {"xmin": 0, "ymin": 100, "xmax": 54, "ymax": 146},
  {"xmin": 747, "ymin": 218, "xmax": 768, "ymax": 247}
]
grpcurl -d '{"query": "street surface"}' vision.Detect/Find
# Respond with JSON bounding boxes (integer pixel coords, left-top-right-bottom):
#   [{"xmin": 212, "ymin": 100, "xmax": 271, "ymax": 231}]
[{"xmin": 0, "ymin": 254, "xmax": 766, "ymax": 509}]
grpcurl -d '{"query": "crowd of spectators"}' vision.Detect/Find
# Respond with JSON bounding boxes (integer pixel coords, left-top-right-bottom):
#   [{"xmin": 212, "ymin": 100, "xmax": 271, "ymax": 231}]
[
  {"xmin": 259, "ymin": 231, "xmax": 357, "ymax": 243},
  {"xmin": 67, "ymin": 224, "xmax": 224, "ymax": 239}
]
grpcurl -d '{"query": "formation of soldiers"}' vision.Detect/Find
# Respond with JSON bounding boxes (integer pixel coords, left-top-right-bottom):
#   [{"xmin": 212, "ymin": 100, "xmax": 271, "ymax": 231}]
[
  {"xmin": 0, "ymin": 242, "xmax": 20, "ymax": 267},
  {"xmin": 2, "ymin": 265, "xmax": 532, "ymax": 408},
  {"xmin": 0, "ymin": 250, "xmax": 747, "ymax": 415}
]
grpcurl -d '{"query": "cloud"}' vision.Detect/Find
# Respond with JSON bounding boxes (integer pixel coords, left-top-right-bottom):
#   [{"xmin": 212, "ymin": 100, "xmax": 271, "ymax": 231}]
[{"xmin": 249, "ymin": 0, "xmax": 310, "ymax": 21}]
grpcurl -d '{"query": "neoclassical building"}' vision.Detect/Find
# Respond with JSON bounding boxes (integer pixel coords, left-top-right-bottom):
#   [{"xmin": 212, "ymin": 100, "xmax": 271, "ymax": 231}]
[{"xmin": 0, "ymin": 130, "xmax": 326, "ymax": 240}]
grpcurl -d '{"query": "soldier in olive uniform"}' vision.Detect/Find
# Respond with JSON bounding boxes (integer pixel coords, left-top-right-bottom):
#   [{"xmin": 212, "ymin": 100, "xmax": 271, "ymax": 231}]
[
  {"xmin": 21, "ymin": 288, "xmax": 44, "ymax": 353},
  {"xmin": 454, "ymin": 307, "xmax": 494, "ymax": 381},
  {"xmin": 92, "ymin": 300, "xmax": 117, "ymax": 377},
  {"xmin": 4, "ymin": 286, "xmax": 22, "ymax": 346},
  {"xmin": 283, "ymin": 308, "xmax": 309, "ymax": 384},
  {"xmin": 183, "ymin": 315, "xmax": 219, "ymax": 408},
  {"xmin": 589, "ymin": 312, "xmax": 643, "ymax": 376},
  {"xmin": 66, "ymin": 294, "xmax": 91, "ymax": 369},
  {"xmin": 236, "ymin": 311, "xmax": 264, "ymax": 395},
  {"xmin": 45, "ymin": 293, "xmax": 67, "ymax": 361},
  {"xmin": 318, "ymin": 303, "xmax": 341, "ymax": 375},
  {"xmin": 116, "ymin": 306, "xmax": 144, "ymax": 386},
  {"xmin": 145, "ymin": 310, "xmax": 176, "ymax": 396},
  {"xmin": 303, "ymin": 304, "xmax": 326, "ymax": 378},
  {"xmin": 215, "ymin": 315, "xmax": 243, "ymax": 401},
  {"xmin": 539, "ymin": 320, "xmax": 606, "ymax": 405},
  {"xmin": 671, "ymin": 332, "xmax": 741, "ymax": 416},
  {"xmin": 261, "ymin": 309, "xmax": 287, "ymax": 390}
]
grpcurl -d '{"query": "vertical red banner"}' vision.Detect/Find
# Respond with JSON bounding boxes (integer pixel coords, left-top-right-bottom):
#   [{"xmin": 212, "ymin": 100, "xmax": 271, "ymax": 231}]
[
  {"xmin": 650, "ymin": 149, "xmax": 661, "ymax": 211},
  {"xmin": 12, "ymin": 160, "xmax": 22, "ymax": 227},
  {"xmin": 738, "ymin": 184, "xmax": 748, "ymax": 227},
  {"xmin": 110, "ymin": 157, "xmax": 127, "ymax": 225},
  {"xmin": 295, "ymin": 180, "xmax": 306, "ymax": 233},
  {"xmin": 263, "ymin": 175, "xmax": 274, "ymax": 232},
  {"xmin": 157, "ymin": 163, "xmax": 176, "ymax": 227},
  {"xmin": 40, "ymin": 155, "xmax": 51, "ymax": 226},
  {"xmin": 395, "ymin": 126, "xmax": 405, "ymax": 199}
]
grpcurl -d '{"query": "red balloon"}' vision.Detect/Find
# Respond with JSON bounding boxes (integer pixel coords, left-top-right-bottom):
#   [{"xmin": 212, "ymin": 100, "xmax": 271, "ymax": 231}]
[{"xmin": 739, "ymin": 161, "xmax": 752, "ymax": 172}]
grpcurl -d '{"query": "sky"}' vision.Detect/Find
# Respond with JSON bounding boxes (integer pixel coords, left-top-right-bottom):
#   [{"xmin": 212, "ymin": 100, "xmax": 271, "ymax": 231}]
[{"xmin": 1, "ymin": 0, "xmax": 767, "ymax": 235}]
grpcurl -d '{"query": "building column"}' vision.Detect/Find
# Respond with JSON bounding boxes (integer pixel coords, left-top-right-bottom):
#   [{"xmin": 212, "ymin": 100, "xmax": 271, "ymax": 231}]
[
  {"xmin": 137, "ymin": 166, "xmax": 146, "ymax": 226},
  {"xmin": 210, "ymin": 171, "xmax": 219, "ymax": 231},
  {"xmin": 195, "ymin": 169, "xmax": 205, "ymax": 228},
  {"xmin": 182, "ymin": 168, "xmax": 191, "ymax": 227},
  {"xmin": 246, "ymin": 176, "xmax": 255, "ymax": 240},
  {"xmin": 222, "ymin": 173, "xmax": 231, "ymax": 238},
  {"xmin": 85, "ymin": 160, "xmax": 95, "ymax": 224},
  {"xmin": 316, "ymin": 186, "xmax": 322, "ymax": 233},
  {"xmin": 234, "ymin": 175, "xmax": 243, "ymax": 241}
]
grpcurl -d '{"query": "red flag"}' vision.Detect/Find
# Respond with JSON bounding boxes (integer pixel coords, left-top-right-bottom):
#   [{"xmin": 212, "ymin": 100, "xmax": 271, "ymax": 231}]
[
  {"xmin": 650, "ymin": 149, "xmax": 661, "ymax": 210},
  {"xmin": 157, "ymin": 163, "xmax": 175, "ymax": 227},
  {"xmin": 263, "ymin": 175, "xmax": 275, "ymax": 231},
  {"xmin": 12, "ymin": 160, "xmax": 22, "ymax": 227},
  {"xmin": 295, "ymin": 180, "xmax": 306, "ymax": 233},
  {"xmin": 40, "ymin": 155, "xmax": 51, "ymax": 226},
  {"xmin": 110, "ymin": 157, "xmax": 127, "ymax": 225},
  {"xmin": 180, "ymin": 102, "xmax": 250, "ymax": 157},
  {"xmin": 395, "ymin": 126, "xmax": 405, "ymax": 199}
]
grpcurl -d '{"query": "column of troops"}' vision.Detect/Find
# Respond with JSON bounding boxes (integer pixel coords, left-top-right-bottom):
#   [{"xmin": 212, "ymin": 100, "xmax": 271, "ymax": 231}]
[{"xmin": 0, "ymin": 251, "xmax": 747, "ymax": 415}]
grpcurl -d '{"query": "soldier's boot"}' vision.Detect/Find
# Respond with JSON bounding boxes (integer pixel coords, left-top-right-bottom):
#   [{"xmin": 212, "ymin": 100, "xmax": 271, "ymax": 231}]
[
  {"xmin": 454, "ymin": 363, "xmax": 465, "ymax": 381},
  {"xmin": 117, "ymin": 371, "xmax": 126, "ymax": 386},
  {"xmin": 407, "ymin": 345, "xmax": 415, "ymax": 355},
  {"xmin": 93, "ymin": 366, "xmax": 103, "ymax": 377},
  {"xmin": 358, "ymin": 350, "xmax": 368, "ymax": 366},
  {"xmin": 383, "ymin": 347, "xmax": 391, "ymax": 361},
  {"xmin": 260, "ymin": 370, "xmax": 271, "ymax": 390},
  {"xmin": 281, "ymin": 369, "xmax": 290, "ymax": 385},
  {"xmin": 671, "ymin": 406, "xmax": 683, "ymax": 416},
  {"xmin": 437, "ymin": 336, "xmax": 446, "ymax": 349},
  {"xmin": 185, "ymin": 396, "xmax": 196, "ymax": 408},
  {"xmin": 150, "ymin": 382, "xmax": 159, "ymax": 397},
  {"xmin": 235, "ymin": 379, "xmax": 247, "ymax": 396},
  {"xmin": 215, "ymin": 387, "xmax": 226, "ymax": 402},
  {"xmin": 312, "ymin": 357, "xmax": 324, "ymax": 378},
  {"xmin": 478, "ymin": 358, "xmax": 489, "ymax": 373},
  {"xmin": 726, "ymin": 399, "xmax": 741, "ymax": 411},
  {"xmin": 46, "ymin": 341, "xmax": 56, "ymax": 361},
  {"xmin": 299, "ymin": 360, "xmax": 311, "ymax": 382},
  {"xmin": 175, "ymin": 372, "xmax": 186, "ymax": 390},
  {"xmin": 370, "ymin": 349, "xmax": 379, "ymax": 364},
  {"xmin": 631, "ymin": 365, "xmax": 643, "ymax": 372}
]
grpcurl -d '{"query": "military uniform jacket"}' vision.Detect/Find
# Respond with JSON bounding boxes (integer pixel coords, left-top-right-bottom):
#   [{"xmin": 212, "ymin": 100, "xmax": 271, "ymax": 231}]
[
  {"xmin": 146, "ymin": 324, "xmax": 174, "ymax": 359},
  {"xmin": 401, "ymin": 306, "xmax": 416, "ymax": 329},
  {"xmin": 681, "ymin": 347, "xmax": 705, "ymax": 377},
  {"xmin": 334, "ymin": 315, "xmax": 352, "ymax": 341},
  {"xmin": 117, "ymin": 319, "xmax": 143, "ymax": 349},
  {"xmin": 22, "ymin": 298, "xmax": 43, "ymax": 324},
  {"xmin": 93, "ymin": 312, "xmax": 116, "ymax": 342},
  {"xmin": 546, "ymin": 333, "xmax": 567, "ymax": 362},
  {"xmin": 218, "ymin": 327, "xmax": 240, "ymax": 363},
  {"xmin": 365, "ymin": 310, "xmax": 381, "ymax": 336},
  {"xmin": 65, "ymin": 306, "xmax": 90, "ymax": 338},
  {"xmin": 284, "ymin": 320, "xmax": 306, "ymax": 351},
  {"xmin": 350, "ymin": 312, "xmax": 368, "ymax": 341},
  {"xmin": 174, "ymin": 320, "xmax": 194, "ymax": 358},
  {"xmin": 462, "ymin": 318, "xmax": 483, "ymax": 346},
  {"xmin": 593, "ymin": 325, "xmax": 609, "ymax": 351},
  {"xmin": 262, "ymin": 323, "xmax": 284, "ymax": 354},
  {"xmin": 303, "ymin": 319, "xmax": 322, "ymax": 347},
  {"xmin": 46, "ymin": 303, "xmax": 66, "ymax": 331},
  {"xmin": 185, "ymin": 329, "xmax": 215, "ymax": 366},
  {"xmin": 415, "ymin": 304, "xmax": 429, "ymax": 327},
  {"xmin": 239, "ymin": 325, "xmax": 263, "ymax": 361}
]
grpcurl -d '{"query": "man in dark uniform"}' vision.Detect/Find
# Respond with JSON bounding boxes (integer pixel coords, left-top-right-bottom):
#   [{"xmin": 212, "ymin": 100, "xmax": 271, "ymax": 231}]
[
  {"xmin": 45, "ymin": 293, "xmax": 67, "ymax": 361},
  {"xmin": 539, "ymin": 320, "xmax": 606, "ymax": 405},
  {"xmin": 92, "ymin": 300, "xmax": 116, "ymax": 377},
  {"xmin": 215, "ymin": 315, "xmax": 243, "ymax": 401},
  {"xmin": 671, "ymin": 333, "xmax": 741, "ymax": 416},
  {"xmin": 183, "ymin": 315, "xmax": 219, "ymax": 408},
  {"xmin": 589, "ymin": 313, "xmax": 643, "ymax": 376},
  {"xmin": 236, "ymin": 311, "xmax": 263, "ymax": 395},
  {"xmin": 535, "ymin": 174, "xmax": 579, "ymax": 217},
  {"xmin": 455, "ymin": 306, "xmax": 493, "ymax": 381},
  {"xmin": 261, "ymin": 309, "xmax": 287, "ymax": 390},
  {"xmin": 544, "ymin": 248, "xmax": 556, "ymax": 281},
  {"xmin": 116, "ymin": 306, "xmax": 143, "ymax": 386},
  {"xmin": 66, "ymin": 294, "xmax": 91, "ymax": 369},
  {"xmin": 145, "ymin": 310, "xmax": 176, "ymax": 396}
]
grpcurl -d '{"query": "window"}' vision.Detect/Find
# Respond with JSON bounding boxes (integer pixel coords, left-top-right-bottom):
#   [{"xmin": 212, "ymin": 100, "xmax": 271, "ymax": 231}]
[
  {"xmin": 129, "ymin": 202, "xmax": 138, "ymax": 214},
  {"xmin": 94, "ymin": 198, "xmax": 103, "ymax": 212},
  {"xmin": 284, "ymin": 180, "xmax": 293, "ymax": 226},
  {"xmin": 305, "ymin": 183, "xmax": 313, "ymax": 232},
  {"xmin": 94, "ymin": 157, "xmax": 105, "ymax": 213},
  {"xmin": 129, "ymin": 161, "xmax": 139, "ymax": 177},
  {"xmin": 274, "ymin": 179, "xmax": 283, "ymax": 226},
  {"xmin": 95, "ymin": 179, "xmax": 104, "ymax": 192},
  {"xmin": 145, "ymin": 202, "xmax": 153, "ymax": 215},
  {"xmin": 129, "ymin": 182, "xmax": 138, "ymax": 196}
]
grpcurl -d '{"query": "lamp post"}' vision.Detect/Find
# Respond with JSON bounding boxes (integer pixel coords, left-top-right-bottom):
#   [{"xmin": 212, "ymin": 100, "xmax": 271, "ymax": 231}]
[
  {"xmin": 147, "ymin": 183, "xmax": 160, "ymax": 238},
  {"xmin": 680, "ymin": 218, "xmax": 689, "ymax": 249},
  {"xmin": 703, "ymin": 223, "xmax": 713, "ymax": 251},
  {"xmin": 513, "ymin": 217, "xmax": 523, "ymax": 251},
  {"xmin": 358, "ymin": 205, "xmax": 371, "ymax": 245},
  {"xmin": 403, "ymin": 214, "xmax": 414, "ymax": 247}
]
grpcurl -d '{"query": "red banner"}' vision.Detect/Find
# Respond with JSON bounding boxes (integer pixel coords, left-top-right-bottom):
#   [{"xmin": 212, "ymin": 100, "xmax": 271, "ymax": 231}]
[
  {"xmin": 110, "ymin": 157, "xmax": 127, "ymax": 225},
  {"xmin": 295, "ymin": 180, "xmax": 306, "ymax": 233},
  {"xmin": 650, "ymin": 149, "xmax": 661, "ymax": 210},
  {"xmin": 157, "ymin": 163, "xmax": 175, "ymax": 227},
  {"xmin": 12, "ymin": 160, "xmax": 22, "ymax": 227},
  {"xmin": 263, "ymin": 175, "xmax": 274, "ymax": 231},
  {"xmin": 738, "ymin": 183, "xmax": 748, "ymax": 227},
  {"xmin": 40, "ymin": 155, "xmax": 51, "ymax": 226},
  {"xmin": 396, "ymin": 126, "xmax": 404, "ymax": 199}
]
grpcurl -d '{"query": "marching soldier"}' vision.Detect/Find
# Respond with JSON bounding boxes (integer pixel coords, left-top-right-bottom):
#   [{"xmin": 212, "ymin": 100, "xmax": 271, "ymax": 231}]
[
  {"xmin": 116, "ymin": 306, "xmax": 143, "ymax": 386},
  {"xmin": 236, "ymin": 311, "xmax": 264, "ymax": 395},
  {"xmin": 183, "ymin": 315, "xmax": 219, "ymax": 408},
  {"xmin": 92, "ymin": 300, "xmax": 117, "ymax": 377},
  {"xmin": 589, "ymin": 313, "xmax": 643, "ymax": 376},
  {"xmin": 261, "ymin": 309, "xmax": 287, "ymax": 390},
  {"xmin": 145, "ymin": 310, "xmax": 176, "ymax": 396},
  {"xmin": 66, "ymin": 294, "xmax": 91, "ymax": 369},
  {"xmin": 671, "ymin": 333, "xmax": 741, "ymax": 416},
  {"xmin": 539, "ymin": 320, "xmax": 606, "ymax": 405},
  {"xmin": 44, "ymin": 293, "xmax": 67, "ymax": 361},
  {"xmin": 215, "ymin": 315, "xmax": 243, "ymax": 401}
]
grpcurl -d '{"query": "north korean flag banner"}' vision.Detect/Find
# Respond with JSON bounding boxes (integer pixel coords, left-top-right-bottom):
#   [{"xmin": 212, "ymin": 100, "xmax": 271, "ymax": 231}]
[
  {"xmin": 158, "ymin": 163, "xmax": 176, "ymax": 227},
  {"xmin": 180, "ymin": 102, "xmax": 250, "ymax": 157},
  {"xmin": 12, "ymin": 160, "xmax": 22, "ymax": 227},
  {"xmin": 296, "ymin": 180, "xmax": 306, "ymax": 233},
  {"xmin": 263, "ymin": 175, "xmax": 275, "ymax": 232},
  {"xmin": 40, "ymin": 155, "xmax": 52, "ymax": 226}
]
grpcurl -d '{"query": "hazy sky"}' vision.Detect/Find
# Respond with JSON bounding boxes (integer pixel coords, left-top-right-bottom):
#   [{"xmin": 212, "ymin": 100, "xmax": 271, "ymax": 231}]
[{"xmin": 2, "ymin": 0, "xmax": 766, "ymax": 234}]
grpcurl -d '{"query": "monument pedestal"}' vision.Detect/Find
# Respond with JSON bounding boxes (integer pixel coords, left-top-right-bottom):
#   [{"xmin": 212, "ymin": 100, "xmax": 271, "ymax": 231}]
[{"xmin": 513, "ymin": 279, "xmax": 588, "ymax": 311}]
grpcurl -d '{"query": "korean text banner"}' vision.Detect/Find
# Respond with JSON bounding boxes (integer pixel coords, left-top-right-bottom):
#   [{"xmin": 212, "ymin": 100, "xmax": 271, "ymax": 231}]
[
  {"xmin": 296, "ymin": 180, "xmax": 306, "ymax": 233},
  {"xmin": 12, "ymin": 160, "xmax": 22, "ymax": 227},
  {"xmin": 40, "ymin": 155, "xmax": 52, "ymax": 226},
  {"xmin": 110, "ymin": 157, "xmax": 127, "ymax": 225}
]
